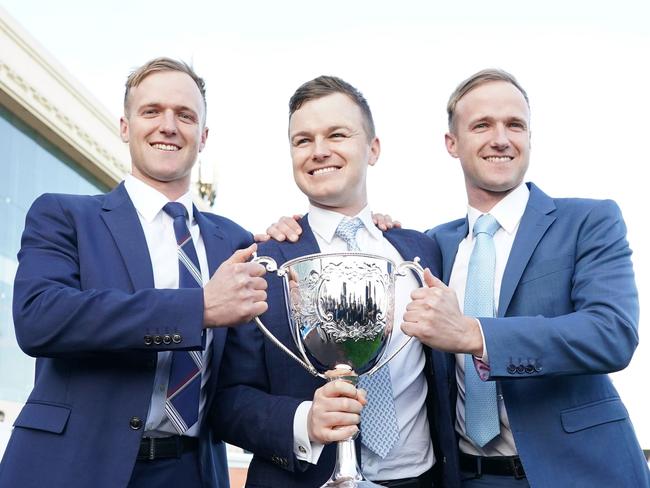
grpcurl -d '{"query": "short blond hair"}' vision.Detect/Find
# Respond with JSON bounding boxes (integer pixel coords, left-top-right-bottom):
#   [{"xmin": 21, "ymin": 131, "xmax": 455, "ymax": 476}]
[
  {"xmin": 447, "ymin": 68, "xmax": 529, "ymax": 131},
  {"xmin": 123, "ymin": 57, "xmax": 206, "ymax": 116}
]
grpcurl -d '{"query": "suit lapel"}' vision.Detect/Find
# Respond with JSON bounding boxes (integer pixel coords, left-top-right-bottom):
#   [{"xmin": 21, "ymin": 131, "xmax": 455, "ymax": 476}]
[
  {"xmin": 498, "ymin": 183, "xmax": 556, "ymax": 316},
  {"xmin": 437, "ymin": 220, "xmax": 468, "ymax": 285},
  {"xmin": 100, "ymin": 183, "xmax": 154, "ymax": 290},
  {"xmin": 193, "ymin": 208, "xmax": 233, "ymax": 379},
  {"xmin": 277, "ymin": 215, "xmax": 322, "ymax": 262}
]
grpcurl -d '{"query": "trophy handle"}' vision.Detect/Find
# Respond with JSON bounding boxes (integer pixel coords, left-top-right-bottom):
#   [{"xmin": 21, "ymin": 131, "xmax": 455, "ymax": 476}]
[
  {"xmin": 252, "ymin": 254, "xmax": 328, "ymax": 380},
  {"xmin": 365, "ymin": 257, "xmax": 425, "ymax": 377}
]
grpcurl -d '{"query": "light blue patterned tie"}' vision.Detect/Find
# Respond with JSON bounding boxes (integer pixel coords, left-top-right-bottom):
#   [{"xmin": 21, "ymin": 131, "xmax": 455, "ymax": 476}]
[
  {"xmin": 464, "ymin": 213, "xmax": 501, "ymax": 447},
  {"xmin": 335, "ymin": 217, "xmax": 400, "ymax": 458},
  {"xmin": 163, "ymin": 202, "xmax": 203, "ymax": 433}
]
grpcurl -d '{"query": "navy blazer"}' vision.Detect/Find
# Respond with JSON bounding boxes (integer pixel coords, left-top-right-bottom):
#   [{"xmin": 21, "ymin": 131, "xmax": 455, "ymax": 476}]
[
  {"xmin": 429, "ymin": 182, "xmax": 649, "ymax": 487},
  {"xmin": 214, "ymin": 217, "xmax": 460, "ymax": 488},
  {"xmin": 0, "ymin": 183, "xmax": 251, "ymax": 488}
]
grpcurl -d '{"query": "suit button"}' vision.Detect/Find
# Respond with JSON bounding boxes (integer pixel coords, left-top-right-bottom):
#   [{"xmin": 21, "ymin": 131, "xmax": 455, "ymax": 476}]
[
  {"xmin": 129, "ymin": 417, "xmax": 142, "ymax": 430},
  {"xmin": 163, "ymin": 335, "xmax": 172, "ymax": 345},
  {"xmin": 153, "ymin": 335, "xmax": 162, "ymax": 345},
  {"xmin": 525, "ymin": 365, "xmax": 535, "ymax": 374},
  {"xmin": 534, "ymin": 365, "xmax": 543, "ymax": 373},
  {"xmin": 516, "ymin": 365, "xmax": 525, "ymax": 374},
  {"xmin": 172, "ymin": 334, "xmax": 182, "ymax": 344},
  {"xmin": 144, "ymin": 335, "xmax": 153, "ymax": 346},
  {"xmin": 507, "ymin": 364, "xmax": 517, "ymax": 374}
]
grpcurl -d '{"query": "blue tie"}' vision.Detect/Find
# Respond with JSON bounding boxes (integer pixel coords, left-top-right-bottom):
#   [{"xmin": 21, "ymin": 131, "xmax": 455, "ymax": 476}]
[
  {"xmin": 464, "ymin": 213, "xmax": 501, "ymax": 447},
  {"xmin": 335, "ymin": 217, "xmax": 400, "ymax": 458},
  {"xmin": 163, "ymin": 202, "xmax": 203, "ymax": 433}
]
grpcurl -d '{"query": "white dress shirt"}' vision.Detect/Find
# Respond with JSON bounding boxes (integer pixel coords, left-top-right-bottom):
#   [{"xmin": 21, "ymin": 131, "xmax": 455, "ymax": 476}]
[
  {"xmin": 124, "ymin": 174, "xmax": 212, "ymax": 438},
  {"xmin": 293, "ymin": 205, "xmax": 434, "ymax": 480},
  {"xmin": 449, "ymin": 183, "xmax": 530, "ymax": 457}
]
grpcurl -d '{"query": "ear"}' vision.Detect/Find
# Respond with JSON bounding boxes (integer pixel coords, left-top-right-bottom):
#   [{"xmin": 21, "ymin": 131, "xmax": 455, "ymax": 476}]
[
  {"xmin": 445, "ymin": 132, "xmax": 458, "ymax": 158},
  {"xmin": 368, "ymin": 137, "xmax": 381, "ymax": 167},
  {"xmin": 119, "ymin": 116, "xmax": 129, "ymax": 143},
  {"xmin": 199, "ymin": 126, "xmax": 209, "ymax": 152}
]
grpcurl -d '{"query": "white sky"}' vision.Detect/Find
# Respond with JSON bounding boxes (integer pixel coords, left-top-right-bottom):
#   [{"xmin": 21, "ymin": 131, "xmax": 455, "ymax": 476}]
[{"xmin": 3, "ymin": 0, "xmax": 650, "ymax": 446}]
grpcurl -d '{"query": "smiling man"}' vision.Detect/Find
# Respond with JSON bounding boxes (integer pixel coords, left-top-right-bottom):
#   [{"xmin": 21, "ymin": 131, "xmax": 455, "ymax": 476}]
[
  {"xmin": 214, "ymin": 76, "xmax": 459, "ymax": 488},
  {"xmin": 401, "ymin": 69, "xmax": 650, "ymax": 487},
  {"xmin": 0, "ymin": 58, "xmax": 267, "ymax": 488}
]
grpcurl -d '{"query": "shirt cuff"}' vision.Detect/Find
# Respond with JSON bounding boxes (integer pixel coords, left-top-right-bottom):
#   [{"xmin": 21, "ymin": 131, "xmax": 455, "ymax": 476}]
[
  {"xmin": 293, "ymin": 401, "xmax": 325, "ymax": 464},
  {"xmin": 473, "ymin": 318, "xmax": 491, "ymax": 381}
]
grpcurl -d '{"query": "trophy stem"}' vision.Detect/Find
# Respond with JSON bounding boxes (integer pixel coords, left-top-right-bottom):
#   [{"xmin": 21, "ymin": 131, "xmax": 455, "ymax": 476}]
[{"xmin": 320, "ymin": 370, "xmax": 384, "ymax": 488}]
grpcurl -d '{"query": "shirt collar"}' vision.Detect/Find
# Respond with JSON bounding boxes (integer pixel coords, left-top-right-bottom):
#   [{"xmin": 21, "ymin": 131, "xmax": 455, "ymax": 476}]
[
  {"xmin": 124, "ymin": 174, "xmax": 194, "ymax": 223},
  {"xmin": 308, "ymin": 204, "xmax": 382, "ymax": 244},
  {"xmin": 466, "ymin": 183, "xmax": 530, "ymax": 238}
]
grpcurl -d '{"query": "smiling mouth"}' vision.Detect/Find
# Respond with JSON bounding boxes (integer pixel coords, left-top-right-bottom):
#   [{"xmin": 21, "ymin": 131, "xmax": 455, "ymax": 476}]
[
  {"xmin": 309, "ymin": 166, "xmax": 341, "ymax": 176},
  {"xmin": 151, "ymin": 143, "xmax": 180, "ymax": 152},
  {"xmin": 483, "ymin": 156, "xmax": 513, "ymax": 162}
]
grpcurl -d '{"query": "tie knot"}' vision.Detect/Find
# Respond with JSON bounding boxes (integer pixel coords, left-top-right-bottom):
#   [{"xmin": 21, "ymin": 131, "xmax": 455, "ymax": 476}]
[
  {"xmin": 335, "ymin": 217, "xmax": 364, "ymax": 251},
  {"xmin": 163, "ymin": 202, "xmax": 188, "ymax": 220},
  {"xmin": 473, "ymin": 214, "xmax": 500, "ymax": 238}
]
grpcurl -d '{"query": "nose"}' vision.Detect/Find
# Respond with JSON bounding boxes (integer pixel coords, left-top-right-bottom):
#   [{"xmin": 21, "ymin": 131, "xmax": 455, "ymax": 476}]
[
  {"xmin": 491, "ymin": 124, "xmax": 510, "ymax": 150},
  {"xmin": 312, "ymin": 138, "xmax": 331, "ymax": 161},
  {"xmin": 159, "ymin": 109, "xmax": 178, "ymax": 135}
]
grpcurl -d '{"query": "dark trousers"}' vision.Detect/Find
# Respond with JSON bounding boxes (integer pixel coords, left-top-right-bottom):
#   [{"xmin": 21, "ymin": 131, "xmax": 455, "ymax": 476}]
[{"xmin": 127, "ymin": 450, "xmax": 202, "ymax": 488}]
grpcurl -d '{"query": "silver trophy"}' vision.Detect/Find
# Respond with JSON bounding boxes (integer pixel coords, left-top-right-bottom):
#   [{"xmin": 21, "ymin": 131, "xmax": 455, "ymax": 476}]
[{"xmin": 253, "ymin": 252, "xmax": 425, "ymax": 488}]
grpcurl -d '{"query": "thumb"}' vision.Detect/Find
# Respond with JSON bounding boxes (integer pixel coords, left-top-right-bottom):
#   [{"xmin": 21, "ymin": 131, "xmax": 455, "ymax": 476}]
[
  {"xmin": 423, "ymin": 268, "xmax": 444, "ymax": 288},
  {"xmin": 226, "ymin": 243, "xmax": 258, "ymax": 264}
]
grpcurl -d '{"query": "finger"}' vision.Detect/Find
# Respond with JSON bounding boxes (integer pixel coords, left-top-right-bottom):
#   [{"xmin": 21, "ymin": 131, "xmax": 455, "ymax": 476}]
[
  {"xmin": 400, "ymin": 320, "xmax": 421, "ymax": 338},
  {"xmin": 226, "ymin": 243, "xmax": 257, "ymax": 264},
  {"xmin": 393, "ymin": 220, "xmax": 402, "ymax": 229},
  {"xmin": 253, "ymin": 233, "xmax": 270, "ymax": 242},
  {"xmin": 245, "ymin": 263, "xmax": 268, "ymax": 278},
  {"xmin": 423, "ymin": 268, "xmax": 444, "ymax": 288},
  {"xmin": 282, "ymin": 216, "xmax": 303, "ymax": 235}
]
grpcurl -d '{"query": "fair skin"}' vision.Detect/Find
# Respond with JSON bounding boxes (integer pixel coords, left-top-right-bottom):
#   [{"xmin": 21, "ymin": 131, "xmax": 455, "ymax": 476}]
[
  {"xmin": 402, "ymin": 80, "xmax": 532, "ymax": 355},
  {"xmin": 288, "ymin": 92, "xmax": 375, "ymax": 444},
  {"xmin": 121, "ymin": 70, "xmax": 268, "ymax": 327},
  {"xmin": 289, "ymin": 92, "xmax": 380, "ymax": 217}
]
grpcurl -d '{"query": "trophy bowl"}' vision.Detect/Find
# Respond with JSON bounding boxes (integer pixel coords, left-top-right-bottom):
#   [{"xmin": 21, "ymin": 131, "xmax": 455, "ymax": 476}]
[{"xmin": 253, "ymin": 252, "xmax": 424, "ymax": 488}]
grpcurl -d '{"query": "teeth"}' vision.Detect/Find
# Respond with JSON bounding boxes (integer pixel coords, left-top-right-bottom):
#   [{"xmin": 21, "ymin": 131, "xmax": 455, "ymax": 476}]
[
  {"xmin": 485, "ymin": 156, "xmax": 512, "ymax": 162},
  {"xmin": 151, "ymin": 143, "xmax": 179, "ymax": 151},
  {"xmin": 312, "ymin": 167, "xmax": 339, "ymax": 175}
]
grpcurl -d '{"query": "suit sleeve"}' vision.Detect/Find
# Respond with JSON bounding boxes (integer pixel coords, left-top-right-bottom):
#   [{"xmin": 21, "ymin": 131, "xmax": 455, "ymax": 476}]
[
  {"xmin": 481, "ymin": 200, "xmax": 639, "ymax": 378},
  {"xmin": 211, "ymin": 262, "xmax": 306, "ymax": 473},
  {"xmin": 12, "ymin": 193, "xmax": 205, "ymax": 357}
]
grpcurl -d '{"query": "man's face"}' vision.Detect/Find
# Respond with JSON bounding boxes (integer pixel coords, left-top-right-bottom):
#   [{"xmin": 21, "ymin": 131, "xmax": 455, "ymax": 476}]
[
  {"xmin": 289, "ymin": 93, "xmax": 379, "ymax": 216},
  {"xmin": 120, "ymin": 70, "xmax": 208, "ymax": 196},
  {"xmin": 445, "ymin": 80, "xmax": 531, "ymax": 210}
]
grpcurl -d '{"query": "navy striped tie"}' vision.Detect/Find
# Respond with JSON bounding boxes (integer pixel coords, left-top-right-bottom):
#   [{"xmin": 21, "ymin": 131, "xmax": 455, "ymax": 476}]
[{"xmin": 163, "ymin": 202, "xmax": 203, "ymax": 433}]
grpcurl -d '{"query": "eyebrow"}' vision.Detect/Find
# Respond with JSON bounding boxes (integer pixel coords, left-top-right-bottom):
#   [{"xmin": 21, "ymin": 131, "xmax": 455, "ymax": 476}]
[{"xmin": 289, "ymin": 125, "xmax": 352, "ymax": 139}]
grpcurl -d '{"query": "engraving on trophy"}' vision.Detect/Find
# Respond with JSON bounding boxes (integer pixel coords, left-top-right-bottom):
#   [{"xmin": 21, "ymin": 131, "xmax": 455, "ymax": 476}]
[{"xmin": 252, "ymin": 252, "xmax": 424, "ymax": 488}]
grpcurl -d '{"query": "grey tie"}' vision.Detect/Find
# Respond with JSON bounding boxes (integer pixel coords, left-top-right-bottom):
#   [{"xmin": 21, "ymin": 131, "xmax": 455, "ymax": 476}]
[{"xmin": 334, "ymin": 217, "xmax": 400, "ymax": 458}]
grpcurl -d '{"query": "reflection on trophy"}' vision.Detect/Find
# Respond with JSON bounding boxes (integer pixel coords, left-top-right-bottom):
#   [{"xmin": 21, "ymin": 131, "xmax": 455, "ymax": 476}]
[{"xmin": 253, "ymin": 252, "xmax": 424, "ymax": 488}]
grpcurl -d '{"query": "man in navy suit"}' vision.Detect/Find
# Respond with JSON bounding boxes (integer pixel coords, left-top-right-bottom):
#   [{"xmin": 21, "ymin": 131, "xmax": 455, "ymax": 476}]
[
  {"xmin": 264, "ymin": 70, "xmax": 650, "ymax": 487},
  {"xmin": 400, "ymin": 69, "xmax": 649, "ymax": 487},
  {"xmin": 0, "ymin": 57, "xmax": 268, "ymax": 488},
  {"xmin": 214, "ymin": 76, "xmax": 459, "ymax": 487}
]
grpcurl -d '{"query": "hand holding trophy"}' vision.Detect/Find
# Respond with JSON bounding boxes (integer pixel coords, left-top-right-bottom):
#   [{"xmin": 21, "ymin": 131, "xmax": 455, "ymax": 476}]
[{"xmin": 253, "ymin": 251, "xmax": 424, "ymax": 488}]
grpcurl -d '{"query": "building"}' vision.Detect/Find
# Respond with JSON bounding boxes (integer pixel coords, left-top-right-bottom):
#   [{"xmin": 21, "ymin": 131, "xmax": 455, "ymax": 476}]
[{"xmin": 0, "ymin": 6, "xmax": 249, "ymax": 485}]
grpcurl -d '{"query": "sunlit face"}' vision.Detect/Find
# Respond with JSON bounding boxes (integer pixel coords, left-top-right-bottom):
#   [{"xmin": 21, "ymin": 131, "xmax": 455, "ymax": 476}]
[
  {"xmin": 120, "ymin": 70, "xmax": 208, "ymax": 198},
  {"xmin": 289, "ymin": 93, "xmax": 380, "ymax": 216},
  {"xmin": 445, "ymin": 80, "xmax": 531, "ymax": 210}
]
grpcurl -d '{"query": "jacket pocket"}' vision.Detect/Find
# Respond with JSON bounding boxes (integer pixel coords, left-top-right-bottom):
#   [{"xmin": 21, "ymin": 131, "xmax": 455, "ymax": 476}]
[
  {"xmin": 13, "ymin": 401, "xmax": 71, "ymax": 434},
  {"xmin": 520, "ymin": 254, "xmax": 574, "ymax": 284},
  {"xmin": 560, "ymin": 397, "xmax": 628, "ymax": 433}
]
